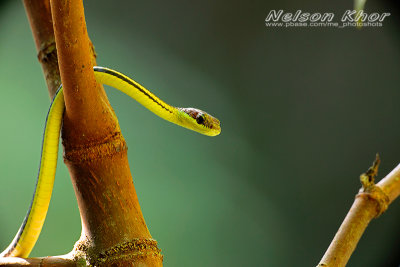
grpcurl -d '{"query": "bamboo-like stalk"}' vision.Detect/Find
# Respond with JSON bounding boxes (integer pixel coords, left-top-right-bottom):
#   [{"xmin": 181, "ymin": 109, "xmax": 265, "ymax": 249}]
[
  {"xmin": 23, "ymin": 0, "xmax": 60, "ymax": 97},
  {"xmin": 50, "ymin": 0, "xmax": 162, "ymax": 265},
  {"xmin": 0, "ymin": 0, "xmax": 162, "ymax": 265}
]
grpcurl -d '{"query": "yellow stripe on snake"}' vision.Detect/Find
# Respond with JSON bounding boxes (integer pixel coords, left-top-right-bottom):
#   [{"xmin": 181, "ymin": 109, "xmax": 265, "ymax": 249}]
[{"xmin": 1, "ymin": 66, "xmax": 221, "ymax": 257}]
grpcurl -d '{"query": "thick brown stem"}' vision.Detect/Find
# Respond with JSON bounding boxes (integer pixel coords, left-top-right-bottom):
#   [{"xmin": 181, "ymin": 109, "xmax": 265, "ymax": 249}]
[
  {"xmin": 23, "ymin": 0, "xmax": 97, "ymax": 99},
  {"xmin": 49, "ymin": 0, "xmax": 162, "ymax": 265},
  {"xmin": 0, "ymin": 0, "xmax": 162, "ymax": 265},
  {"xmin": 51, "ymin": 0, "xmax": 162, "ymax": 266}
]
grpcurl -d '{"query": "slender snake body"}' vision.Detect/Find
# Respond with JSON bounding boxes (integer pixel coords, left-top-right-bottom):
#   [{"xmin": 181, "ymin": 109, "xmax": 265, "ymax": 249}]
[{"xmin": 1, "ymin": 66, "xmax": 220, "ymax": 257}]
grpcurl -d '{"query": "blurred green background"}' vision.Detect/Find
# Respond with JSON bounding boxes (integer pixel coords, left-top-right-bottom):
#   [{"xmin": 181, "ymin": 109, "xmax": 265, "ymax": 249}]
[{"xmin": 1, "ymin": 0, "xmax": 400, "ymax": 266}]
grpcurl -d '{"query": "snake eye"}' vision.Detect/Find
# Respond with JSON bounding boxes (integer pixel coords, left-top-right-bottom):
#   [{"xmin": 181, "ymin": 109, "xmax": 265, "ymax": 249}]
[{"xmin": 196, "ymin": 115, "xmax": 205, "ymax": 125}]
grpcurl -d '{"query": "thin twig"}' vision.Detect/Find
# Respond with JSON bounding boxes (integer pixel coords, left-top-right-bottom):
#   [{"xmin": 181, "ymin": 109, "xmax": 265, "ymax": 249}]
[
  {"xmin": 0, "ymin": 255, "xmax": 76, "ymax": 266},
  {"xmin": 317, "ymin": 156, "xmax": 400, "ymax": 267}
]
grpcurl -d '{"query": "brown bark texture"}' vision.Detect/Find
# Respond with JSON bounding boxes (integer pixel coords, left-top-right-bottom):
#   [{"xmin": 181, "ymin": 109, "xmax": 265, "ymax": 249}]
[
  {"xmin": 0, "ymin": 0, "xmax": 162, "ymax": 266},
  {"xmin": 23, "ymin": 0, "xmax": 60, "ymax": 98}
]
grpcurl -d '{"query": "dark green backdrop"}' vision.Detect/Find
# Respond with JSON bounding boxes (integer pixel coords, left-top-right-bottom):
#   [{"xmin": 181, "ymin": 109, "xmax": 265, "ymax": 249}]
[{"xmin": 0, "ymin": 1, "xmax": 399, "ymax": 266}]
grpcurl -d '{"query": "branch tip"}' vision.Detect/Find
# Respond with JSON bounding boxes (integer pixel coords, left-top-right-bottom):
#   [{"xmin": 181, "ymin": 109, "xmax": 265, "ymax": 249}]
[
  {"xmin": 360, "ymin": 153, "xmax": 380, "ymax": 190},
  {"xmin": 358, "ymin": 154, "xmax": 388, "ymax": 217}
]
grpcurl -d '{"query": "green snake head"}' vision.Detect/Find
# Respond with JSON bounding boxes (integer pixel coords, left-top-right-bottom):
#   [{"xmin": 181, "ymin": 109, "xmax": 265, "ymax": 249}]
[{"xmin": 178, "ymin": 107, "xmax": 221, "ymax": 136}]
